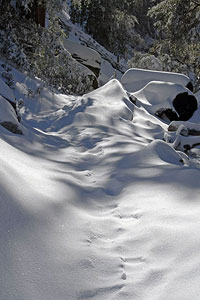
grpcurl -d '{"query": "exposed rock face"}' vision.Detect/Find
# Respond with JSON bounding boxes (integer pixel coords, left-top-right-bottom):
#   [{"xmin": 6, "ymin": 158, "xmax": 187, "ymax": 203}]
[
  {"xmin": 62, "ymin": 39, "xmax": 101, "ymax": 79},
  {"xmin": 186, "ymin": 81, "xmax": 194, "ymax": 92},
  {"xmin": 156, "ymin": 108, "xmax": 179, "ymax": 121}
]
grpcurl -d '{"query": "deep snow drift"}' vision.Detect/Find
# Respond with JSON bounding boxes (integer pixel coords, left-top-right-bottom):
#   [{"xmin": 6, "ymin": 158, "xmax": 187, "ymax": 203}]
[{"xmin": 1, "ymin": 65, "xmax": 200, "ymax": 300}]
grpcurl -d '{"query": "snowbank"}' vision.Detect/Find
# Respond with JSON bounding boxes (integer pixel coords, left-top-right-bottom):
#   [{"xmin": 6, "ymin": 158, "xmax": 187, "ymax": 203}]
[{"xmin": 121, "ymin": 68, "xmax": 192, "ymax": 93}]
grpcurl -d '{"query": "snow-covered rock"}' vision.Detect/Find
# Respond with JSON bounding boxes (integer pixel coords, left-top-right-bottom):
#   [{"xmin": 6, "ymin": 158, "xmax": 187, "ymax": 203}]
[
  {"xmin": 0, "ymin": 95, "xmax": 22, "ymax": 134},
  {"xmin": 121, "ymin": 68, "xmax": 193, "ymax": 93},
  {"xmin": 0, "ymin": 78, "xmax": 16, "ymax": 104},
  {"xmin": 0, "ymin": 78, "xmax": 22, "ymax": 133},
  {"xmin": 131, "ymin": 81, "xmax": 198, "ymax": 121},
  {"xmin": 169, "ymin": 121, "xmax": 200, "ymax": 135}
]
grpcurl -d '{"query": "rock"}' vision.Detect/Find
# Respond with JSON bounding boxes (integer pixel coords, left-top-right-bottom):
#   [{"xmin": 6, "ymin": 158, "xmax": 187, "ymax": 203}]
[
  {"xmin": 0, "ymin": 78, "xmax": 18, "ymax": 115},
  {"xmin": 0, "ymin": 78, "xmax": 15, "ymax": 104},
  {"xmin": 186, "ymin": 81, "xmax": 194, "ymax": 92},
  {"xmin": 0, "ymin": 95, "xmax": 23, "ymax": 135},
  {"xmin": 168, "ymin": 121, "xmax": 200, "ymax": 136},
  {"xmin": 172, "ymin": 92, "xmax": 198, "ymax": 121},
  {"xmin": 131, "ymin": 81, "xmax": 198, "ymax": 122},
  {"xmin": 0, "ymin": 121, "xmax": 23, "ymax": 135},
  {"xmin": 155, "ymin": 92, "xmax": 198, "ymax": 122},
  {"xmin": 156, "ymin": 108, "xmax": 179, "ymax": 121},
  {"xmin": 62, "ymin": 39, "xmax": 101, "ymax": 78}
]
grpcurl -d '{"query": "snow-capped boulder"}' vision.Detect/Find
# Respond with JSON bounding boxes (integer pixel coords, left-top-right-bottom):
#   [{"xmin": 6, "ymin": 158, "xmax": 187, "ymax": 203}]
[
  {"xmin": 132, "ymin": 81, "xmax": 198, "ymax": 122},
  {"xmin": 0, "ymin": 78, "xmax": 16, "ymax": 108},
  {"xmin": 0, "ymin": 95, "xmax": 22, "ymax": 134},
  {"xmin": 168, "ymin": 121, "xmax": 200, "ymax": 136},
  {"xmin": 121, "ymin": 68, "xmax": 193, "ymax": 93},
  {"xmin": 62, "ymin": 39, "xmax": 101, "ymax": 78}
]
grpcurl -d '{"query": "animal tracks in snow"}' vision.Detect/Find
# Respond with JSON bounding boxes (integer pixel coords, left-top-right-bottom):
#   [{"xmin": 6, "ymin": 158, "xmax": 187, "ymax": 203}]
[
  {"xmin": 114, "ymin": 211, "xmax": 143, "ymax": 221},
  {"xmin": 82, "ymin": 203, "xmax": 145, "ymax": 300}
]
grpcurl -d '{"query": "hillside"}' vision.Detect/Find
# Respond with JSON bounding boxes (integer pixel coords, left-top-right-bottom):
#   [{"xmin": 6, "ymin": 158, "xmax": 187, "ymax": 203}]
[
  {"xmin": 0, "ymin": 1, "xmax": 200, "ymax": 300},
  {"xmin": 0, "ymin": 57, "xmax": 200, "ymax": 300}
]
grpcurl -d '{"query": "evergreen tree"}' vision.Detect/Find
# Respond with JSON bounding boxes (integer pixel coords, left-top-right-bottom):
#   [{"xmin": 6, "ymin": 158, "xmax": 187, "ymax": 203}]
[
  {"xmin": 70, "ymin": 0, "xmax": 139, "ymax": 56},
  {"xmin": 0, "ymin": 0, "xmax": 96, "ymax": 94},
  {"xmin": 148, "ymin": 0, "xmax": 200, "ymax": 86}
]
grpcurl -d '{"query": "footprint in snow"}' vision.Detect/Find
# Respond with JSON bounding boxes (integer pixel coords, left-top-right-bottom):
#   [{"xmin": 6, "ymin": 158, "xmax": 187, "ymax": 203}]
[
  {"xmin": 114, "ymin": 211, "xmax": 142, "ymax": 220},
  {"xmin": 118, "ymin": 258, "xmax": 127, "ymax": 281}
]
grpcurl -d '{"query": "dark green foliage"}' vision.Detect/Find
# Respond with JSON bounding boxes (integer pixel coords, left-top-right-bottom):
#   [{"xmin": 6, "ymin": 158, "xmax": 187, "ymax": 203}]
[
  {"xmin": 70, "ymin": 0, "xmax": 140, "ymax": 56},
  {"xmin": 0, "ymin": 0, "xmax": 96, "ymax": 94},
  {"xmin": 148, "ymin": 0, "xmax": 200, "ymax": 86}
]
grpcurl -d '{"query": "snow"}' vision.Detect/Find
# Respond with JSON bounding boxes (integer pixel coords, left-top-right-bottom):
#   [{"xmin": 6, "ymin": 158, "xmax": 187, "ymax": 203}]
[
  {"xmin": 0, "ymin": 95, "xmax": 18, "ymax": 123},
  {"xmin": 0, "ymin": 78, "xmax": 15, "ymax": 103},
  {"xmin": 1, "ymin": 62, "xmax": 200, "ymax": 300},
  {"xmin": 121, "ymin": 68, "xmax": 191, "ymax": 93},
  {"xmin": 131, "ymin": 80, "xmax": 196, "ymax": 116}
]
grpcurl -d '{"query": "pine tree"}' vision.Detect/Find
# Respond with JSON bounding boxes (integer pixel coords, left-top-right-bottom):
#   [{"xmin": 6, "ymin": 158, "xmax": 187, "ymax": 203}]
[
  {"xmin": 148, "ymin": 0, "xmax": 200, "ymax": 87},
  {"xmin": 70, "ymin": 0, "xmax": 139, "ymax": 56},
  {"xmin": 0, "ymin": 0, "xmax": 96, "ymax": 94}
]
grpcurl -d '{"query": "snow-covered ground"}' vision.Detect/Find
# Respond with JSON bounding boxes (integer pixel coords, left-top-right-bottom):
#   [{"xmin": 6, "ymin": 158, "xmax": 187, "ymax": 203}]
[{"xmin": 1, "ymin": 63, "xmax": 200, "ymax": 300}]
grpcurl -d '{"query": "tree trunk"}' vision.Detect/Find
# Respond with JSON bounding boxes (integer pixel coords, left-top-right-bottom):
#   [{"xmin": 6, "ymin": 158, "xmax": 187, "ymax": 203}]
[
  {"xmin": 21, "ymin": 0, "xmax": 46, "ymax": 27},
  {"xmin": 35, "ymin": 3, "xmax": 46, "ymax": 27}
]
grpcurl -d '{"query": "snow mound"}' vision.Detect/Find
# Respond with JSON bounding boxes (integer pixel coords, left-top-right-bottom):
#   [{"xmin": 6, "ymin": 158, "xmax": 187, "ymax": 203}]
[
  {"xmin": 48, "ymin": 79, "xmax": 134, "ymax": 133},
  {"xmin": 118, "ymin": 139, "xmax": 183, "ymax": 169},
  {"xmin": 143, "ymin": 139, "xmax": 184, "ymax": 165},
  {"xmin": 121, "ymin": 68, "xmax": 192, "ymax": 93}
]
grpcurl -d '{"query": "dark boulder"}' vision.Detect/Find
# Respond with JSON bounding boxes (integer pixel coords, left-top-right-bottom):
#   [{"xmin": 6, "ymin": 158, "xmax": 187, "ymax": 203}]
[
  {"xmin": 0, "ymin": 121, "xmax": 23, "ymax": 135},
  {"xmin": 186, "ymin": 81, "xmax": 194, "ymax": 92},
  {"xmin": 155, "ymin": 108, "xmax": 179, "ymax": 122},
  {"xmin": 156, "ymin": 92, "xmax": 198, "ymax": 122},
  {"xmin": 173, "ymin": 92, "xmax": 198, "ymax": 121}
]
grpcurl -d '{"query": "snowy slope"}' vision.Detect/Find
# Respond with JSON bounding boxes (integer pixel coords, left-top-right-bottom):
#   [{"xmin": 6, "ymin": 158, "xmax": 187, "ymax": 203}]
[
  {"xmin": 60, "ymin": 8, "xmax": 128, "ymax": 84},
  {"xmin": 1, "ymin": 63, "xmax": 200, "ymax": 300}
]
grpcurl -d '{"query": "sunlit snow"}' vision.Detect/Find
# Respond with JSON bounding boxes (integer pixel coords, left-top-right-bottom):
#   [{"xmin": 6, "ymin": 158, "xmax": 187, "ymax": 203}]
[{"xmin": 1, "ymin": 64, "xmax": 200, "ymax": 300}]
